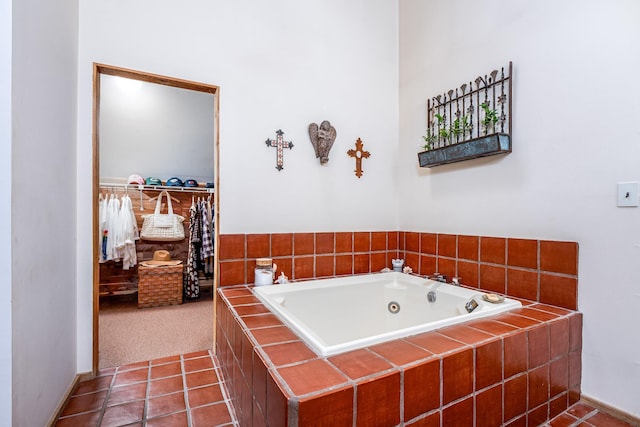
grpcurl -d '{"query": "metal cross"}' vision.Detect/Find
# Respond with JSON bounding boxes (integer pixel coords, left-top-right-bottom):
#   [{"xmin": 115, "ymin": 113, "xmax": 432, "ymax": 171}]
[
  {"xmin": 265, "ymin": 129, "xmax": 294, "ymax": 171},
  {"xmin": 347, "ymin": 138, "xmax": 370, "ymax": 178}
]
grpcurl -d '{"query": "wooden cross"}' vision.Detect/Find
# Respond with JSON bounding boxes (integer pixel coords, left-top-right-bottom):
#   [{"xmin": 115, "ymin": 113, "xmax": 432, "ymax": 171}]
[
  {"xmin": 265, "ymin": 129, "xmax": 294, "ymax": 171},
  {"xmin": 347, "ymin": 138, "xmax": 370, "ymax": 178}
]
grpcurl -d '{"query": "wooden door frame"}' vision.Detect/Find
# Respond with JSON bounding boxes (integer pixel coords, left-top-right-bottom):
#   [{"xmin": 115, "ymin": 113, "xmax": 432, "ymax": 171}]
[{"xmin": 91, "ymin": 63, "xmax": 220, "ymax": 374}]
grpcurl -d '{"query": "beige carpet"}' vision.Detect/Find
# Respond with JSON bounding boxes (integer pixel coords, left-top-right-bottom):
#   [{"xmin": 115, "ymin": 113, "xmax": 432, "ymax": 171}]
[{"xmin": 98, "ymin": 291, "xmax": 214, "ymax": 369}]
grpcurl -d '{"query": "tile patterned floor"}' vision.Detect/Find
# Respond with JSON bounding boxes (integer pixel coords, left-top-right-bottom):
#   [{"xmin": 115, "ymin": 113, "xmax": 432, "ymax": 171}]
[
  {"xmin": 54, "ymin": 350, "xmax": 238, "ymax": 427},
  {"xmin": 546, "ymin": 402, "xmax": 637, "ymax": 427},
  {"xmin": 55, "ymin": 350, "xmax": 636, "ymax": 427}
]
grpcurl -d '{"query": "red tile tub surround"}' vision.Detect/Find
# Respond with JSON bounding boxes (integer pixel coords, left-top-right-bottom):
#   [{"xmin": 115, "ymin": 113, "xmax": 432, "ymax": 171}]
[
  {"xmin": 219, "ymin": 231, "xmax": 401, "ymax": 287},
  {"xmin": 216, "ymin": 285, "xmax": 583, "ymax": 427},
  {"xmin": 218, "ymin": 231, "xmax": 579, "ymax": 309}
]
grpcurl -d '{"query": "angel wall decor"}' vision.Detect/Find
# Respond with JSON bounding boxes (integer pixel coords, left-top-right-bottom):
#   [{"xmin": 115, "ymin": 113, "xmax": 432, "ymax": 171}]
[{"xmin": 308, "ymin": 120, "xmax": 337, "ymax": 165}]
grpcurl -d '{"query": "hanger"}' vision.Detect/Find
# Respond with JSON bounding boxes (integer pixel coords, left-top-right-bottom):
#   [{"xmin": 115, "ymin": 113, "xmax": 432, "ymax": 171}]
[{"xmin": 149, "ymin": 190, "xmax": 181, "ymax": 204}]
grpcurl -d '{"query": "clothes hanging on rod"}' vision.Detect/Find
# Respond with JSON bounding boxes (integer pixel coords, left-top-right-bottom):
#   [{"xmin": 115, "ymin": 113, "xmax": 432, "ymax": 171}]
[
  {"xmin": 98, "ymin": 193, "xmax": 139, "ymax": 269},
  {"xmin": 185, "ymin": 199, "xmax": 200, "ymax": 300}
]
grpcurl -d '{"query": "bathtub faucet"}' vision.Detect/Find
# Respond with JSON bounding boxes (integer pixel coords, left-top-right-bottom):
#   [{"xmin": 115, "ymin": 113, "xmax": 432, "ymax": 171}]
[{"xmin": 429, "ymin": 273, "xmax": 448, "ymax": 283}]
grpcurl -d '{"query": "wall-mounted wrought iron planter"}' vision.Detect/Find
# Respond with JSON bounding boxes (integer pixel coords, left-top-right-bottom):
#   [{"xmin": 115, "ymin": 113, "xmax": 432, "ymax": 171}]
[
  {"xmin": 418, "ymin": 62, "xmax": 512, "ymax": 168},
  {"xmin": 418, "ymin": 133, "xmax": 510, "ymax": 167}
]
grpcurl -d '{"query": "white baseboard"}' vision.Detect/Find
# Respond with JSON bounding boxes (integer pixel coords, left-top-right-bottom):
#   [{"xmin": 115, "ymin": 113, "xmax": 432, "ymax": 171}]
[
  {"xmin": 581, "ymin": 394, "xmax": 640, "ymax": 427},
  {"xmin": 46, "ymin": 372, "xmax": 90, "ymax": 427}
]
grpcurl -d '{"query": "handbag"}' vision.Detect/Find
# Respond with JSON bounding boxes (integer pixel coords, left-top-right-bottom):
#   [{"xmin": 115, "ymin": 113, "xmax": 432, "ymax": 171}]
[{"xmin": 140, "ymin": 190, "xmax": 185, "ymax": 241}]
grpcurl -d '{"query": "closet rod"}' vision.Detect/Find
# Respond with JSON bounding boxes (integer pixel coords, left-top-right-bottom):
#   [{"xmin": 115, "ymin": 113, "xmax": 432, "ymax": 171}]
[{"xmin": 99, "ymin": 182, "xmax": 214, "ymax": 194}]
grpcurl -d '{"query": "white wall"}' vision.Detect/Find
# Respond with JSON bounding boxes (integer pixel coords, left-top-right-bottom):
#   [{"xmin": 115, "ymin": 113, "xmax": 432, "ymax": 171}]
[
  {"xmin": 99, "ymin": 74, "xmax": 216, "ymax": 184},
  {"xmin": 0, "ymin": 0, "xmax": 12, "ymax": 424},
  {"xmin": 399, "ymin": 0, "xmax": 640, "ymax": 417},
  {"xmin": 11, "ymin": 0, "xmax": 79, "ymax": 425},
  {"xmin": 77, "ymin": 0, "xmax": 399, "ymax": 371}
]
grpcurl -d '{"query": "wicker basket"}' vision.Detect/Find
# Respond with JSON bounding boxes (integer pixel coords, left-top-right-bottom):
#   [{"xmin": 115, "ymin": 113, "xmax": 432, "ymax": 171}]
[{"xmin": 138, "ymin": 264, "xmax": 183, "ymax": 308}]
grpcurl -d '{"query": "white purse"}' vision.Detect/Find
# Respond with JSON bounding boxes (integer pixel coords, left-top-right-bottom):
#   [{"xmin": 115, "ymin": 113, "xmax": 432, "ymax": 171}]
[{"xmin": 140, "ymin": 190, "xmax": 185, "ymax": 241}]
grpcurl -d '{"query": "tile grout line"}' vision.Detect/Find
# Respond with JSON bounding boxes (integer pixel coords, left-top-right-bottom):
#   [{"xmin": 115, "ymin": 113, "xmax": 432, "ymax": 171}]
[
  {"xmin": 96, "ymin": 366, "xmax": 119, "ymax": 425},
  {"xmin": 141, "ymin": 362, "xmax": 151, "ymax": 425},
  {"xmin": 181, "ymin": 354, "xmax": 194, "ymax": 427},
  {"xmin": 211, "ymin": 349, "xmax": 240, "ymax": 426}
]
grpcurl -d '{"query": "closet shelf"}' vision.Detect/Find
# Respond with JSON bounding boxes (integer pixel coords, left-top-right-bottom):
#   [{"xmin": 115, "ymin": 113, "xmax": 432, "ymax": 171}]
[{"xmin": 100, "ymin": 182, "xmax": 214, "ymax": 194}]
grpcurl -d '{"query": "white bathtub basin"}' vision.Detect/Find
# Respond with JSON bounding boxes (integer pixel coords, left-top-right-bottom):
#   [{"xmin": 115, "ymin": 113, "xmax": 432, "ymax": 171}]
[{"xmin": 252, "ymin": 272, "xmax": 521, "ymax": 356}]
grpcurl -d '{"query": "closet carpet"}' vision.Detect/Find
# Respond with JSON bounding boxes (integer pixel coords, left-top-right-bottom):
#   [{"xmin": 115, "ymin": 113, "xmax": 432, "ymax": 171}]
[{"xmin": 99, "ymin": 289, "xmax": 214, "ymax": 369}]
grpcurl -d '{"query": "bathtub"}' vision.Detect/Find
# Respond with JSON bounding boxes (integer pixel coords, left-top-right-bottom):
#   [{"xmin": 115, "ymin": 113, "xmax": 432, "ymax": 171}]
[{"xmin": 253, "ymin": 272, "xmax": 522, "ymax": 356}]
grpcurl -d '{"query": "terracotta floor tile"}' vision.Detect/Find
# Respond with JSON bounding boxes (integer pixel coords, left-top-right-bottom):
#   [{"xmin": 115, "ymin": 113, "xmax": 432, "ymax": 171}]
[
  {"xmin": 568, "ymin": 402, "xmax": 597, "ymax": 418},
  {"xmin": 97, "ymin": 366, "xmax": 117, "ymax": 376},
  {"xmin": 113, "ymin": 368, "xmax": 149, "ymax": 386},
  {"xmin": 146, "ymin": 391, "xmax": 186, "ymax": 419},
  {"xmin": 549, "ymin": 413, "xmax": 579, "ymax": 427},
  {"xmin": 586, "ymin": 411, "xmax": 635, "ymax": 427},
  {"xmin": 188, "ymin": 383, "xmax": 225, "ymax": 408},
  {"xmin": 148, "ymin": 375, "xmax": 185, "ymax": 397},
  {"xmin": 184, "ymin": 356, "xmax": 214, "ymax": 372},
  {"xmin": 145, "ymin": 410, "xmax": 189, "ymax": 427},
  {"xmin": 150, "ymin": 361, "xmax": 183, "ymax": 379},
  {"xmin": 191, "ymin": 402, "xmax": 233, "ymax": 427},
  {"xmin": 100, "ymin": 400, "xmax": 144, "ymax": 427},
  {"xmin": 151, "ymin": 355, "xmax": 181, "ymax": 365},
  {"xmin": 73, "ymin": 375, "xmax": 113, "ymax": 396},
  {"xmin": 183, "ymin": 349, "xmax": 211, "ymax": 359},
  {"xmin": 185, "ymin": 369, "xmax": 219, "ymax": 389},
  {"xmin": 118, "ymin": 360, "xmax": 149, "ymax": 372},
  {"xmin": 107, "ymin": 382, "xmax": 147, "ymax": 406},
  {"xmin": 54, "ymin": 410, "xmax": 101, "ymax": 427},
  {"xmin": 60, "ymin": 390, "xmax": 107, "ymax": 417}
]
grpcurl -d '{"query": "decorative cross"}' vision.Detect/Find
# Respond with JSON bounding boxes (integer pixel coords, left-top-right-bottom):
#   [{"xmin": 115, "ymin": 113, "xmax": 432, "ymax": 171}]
[
  {"xmin": 347, "ymin": 138, "xmax": 370, "ymax": 178},
  {"xmin": 265, "ymin": 129, "xmax": 294, "ymax": 171}
]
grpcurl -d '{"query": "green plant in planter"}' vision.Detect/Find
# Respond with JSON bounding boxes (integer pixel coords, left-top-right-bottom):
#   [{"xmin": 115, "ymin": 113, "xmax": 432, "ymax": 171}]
[
  {"xmin": 434, "ymin": 113, "xmax": 449, "ymax": 140},
  {"xmin": 450, "ymin": 114, "xmax": 471, "ymax": 139},
  {"xmin": 422, "ymin": 128, "xmax": 436, "ymax": 151},
  {"xmin": 480, "ymin": 102, "xmax": 499, "ymax": 133}
]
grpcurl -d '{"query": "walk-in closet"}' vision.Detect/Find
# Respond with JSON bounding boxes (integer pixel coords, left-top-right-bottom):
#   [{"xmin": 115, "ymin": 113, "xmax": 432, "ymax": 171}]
[{"xmin": 93, "ymin": 64, "xmax": 220, "ymax": 370}]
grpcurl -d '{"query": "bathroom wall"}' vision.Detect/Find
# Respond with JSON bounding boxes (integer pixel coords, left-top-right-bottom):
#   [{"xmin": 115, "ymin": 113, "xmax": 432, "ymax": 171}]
[
  {"xmin": 0, "ymin": 0, "xmax": 12, "ymax": 423},
  {"xmin": 398, "ymin": 0, "xmax": 640, "ymax": 417},
  {"xmin": 76, "ymin": 0, "xmax": 399, "ymax": 371},
  {"xmin": 8, "ymin": 0, "xmax": 79, "ymax": 425}
]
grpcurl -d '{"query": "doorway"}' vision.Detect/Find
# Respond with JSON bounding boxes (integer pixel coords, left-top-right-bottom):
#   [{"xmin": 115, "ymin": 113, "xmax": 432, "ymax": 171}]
[{"xmin": 92, "ymin": 63, "xmax": 220, "ymax": 373}]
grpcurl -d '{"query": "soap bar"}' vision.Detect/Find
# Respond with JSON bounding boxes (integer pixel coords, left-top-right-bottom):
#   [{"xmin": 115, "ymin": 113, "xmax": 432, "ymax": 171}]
[{"xmin": 483, "ymin": 293, "xmax": 505, "ymax": 303}]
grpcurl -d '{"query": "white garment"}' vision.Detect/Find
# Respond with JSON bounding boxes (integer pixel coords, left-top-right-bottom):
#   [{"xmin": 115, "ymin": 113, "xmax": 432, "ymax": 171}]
[
  {"xmin": 118, "ymin": 195, "xmax": 139, "ymax": 270},
  {"xmin": 106, "ymin": 195, "xmax": 121, "ymax": 262}
]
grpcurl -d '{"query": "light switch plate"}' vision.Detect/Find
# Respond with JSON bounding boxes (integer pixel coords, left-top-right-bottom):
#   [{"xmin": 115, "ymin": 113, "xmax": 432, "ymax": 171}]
[{"xmin": 617, "ymin": 182, "xmax": 639, "ymax": 207}]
